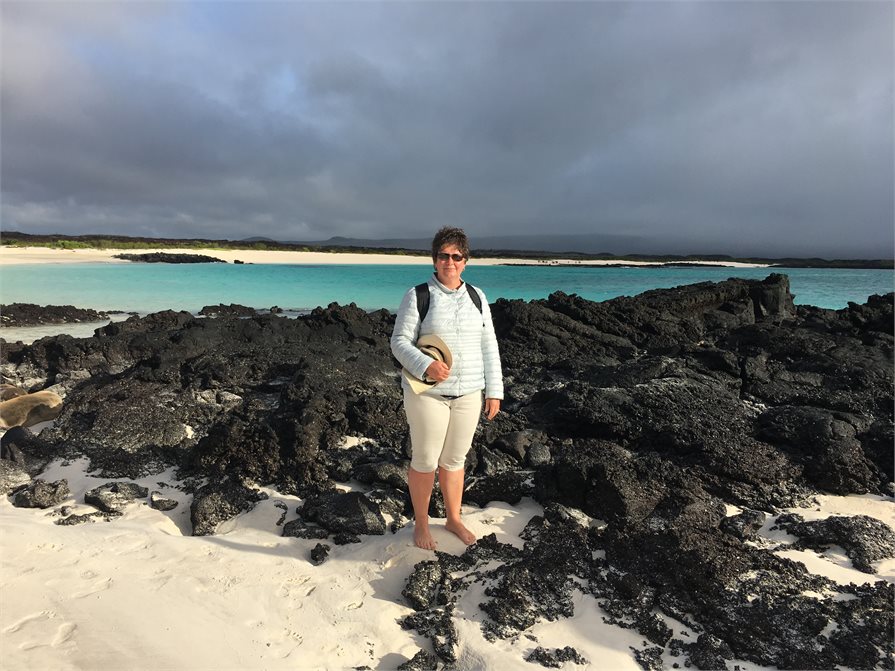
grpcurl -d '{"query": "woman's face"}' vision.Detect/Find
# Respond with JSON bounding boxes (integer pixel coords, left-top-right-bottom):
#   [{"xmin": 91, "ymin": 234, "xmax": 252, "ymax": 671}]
[{"xmin": 434, "ymin": 243, "xmax": 467, "ymax": 288}]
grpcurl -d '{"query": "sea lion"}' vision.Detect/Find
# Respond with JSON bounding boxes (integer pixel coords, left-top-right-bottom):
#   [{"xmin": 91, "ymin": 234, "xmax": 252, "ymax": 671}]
[
  {"xmin": 0, "ymin": 391, "xmax": 63, "ymax": 429},
  {"xmin": 0, "ymin": 384, "xmax": 27, "ymax": 402}
]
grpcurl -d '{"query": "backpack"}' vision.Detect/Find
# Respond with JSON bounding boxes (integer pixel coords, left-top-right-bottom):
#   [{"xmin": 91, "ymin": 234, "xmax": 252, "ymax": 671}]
[{"xmin": 415, "ymin": 282, "xmax": 482, "ymax": 323}]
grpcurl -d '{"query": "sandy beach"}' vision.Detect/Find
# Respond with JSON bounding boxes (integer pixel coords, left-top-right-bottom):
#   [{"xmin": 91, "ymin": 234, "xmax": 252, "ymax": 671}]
[
  {"xmin": 0, "ymin": 455, "xmax": 648, "ymax": 671},
  {"xmin": 2, "ymin": 450, "xmax": 891, "ymax": 671},
  {"xmin": 0, "ymin": 246, "xmax": 769, "ymax": 268}
]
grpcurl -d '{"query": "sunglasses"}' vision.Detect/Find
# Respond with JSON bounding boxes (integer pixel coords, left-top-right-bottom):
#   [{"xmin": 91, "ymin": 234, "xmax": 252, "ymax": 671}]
[{"xmin": 436, "ymin": 252, "xmax": 467, "ymax": 262}]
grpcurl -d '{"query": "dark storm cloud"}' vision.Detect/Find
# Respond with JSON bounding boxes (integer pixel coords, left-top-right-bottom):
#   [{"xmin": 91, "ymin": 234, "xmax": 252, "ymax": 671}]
[{"xmin": 1, "ymin": 1, "xmax": 892, "ymax": 257}]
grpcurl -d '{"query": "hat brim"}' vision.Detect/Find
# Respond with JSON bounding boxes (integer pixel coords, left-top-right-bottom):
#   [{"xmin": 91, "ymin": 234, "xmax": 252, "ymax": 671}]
[
  {"xmin": 416, "ymin": 334, "xmax": 453, "ymax": 370},
  {"xmin": 402, "ymin": 367, "xmax": 437, "ymax": 394},
  {"xmin": 402, "ymin": 334, "xmax": 453, "ymax": 395}
]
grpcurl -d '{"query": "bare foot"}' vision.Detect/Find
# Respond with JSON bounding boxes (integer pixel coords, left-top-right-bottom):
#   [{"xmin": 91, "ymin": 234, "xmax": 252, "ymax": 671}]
[
  {"xmin": 445, "ymin": 519, "xmax": 476, "ymax": 545},
  {"xmin": 413, "ymin": 524, "xmax": 437, "ymax": 550}
]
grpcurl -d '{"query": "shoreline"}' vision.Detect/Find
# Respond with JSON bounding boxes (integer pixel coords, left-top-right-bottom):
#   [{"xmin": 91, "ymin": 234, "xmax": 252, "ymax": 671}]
[{"xmin": 0, "ymin": 246, "xmax": 769, "ymax": 268}]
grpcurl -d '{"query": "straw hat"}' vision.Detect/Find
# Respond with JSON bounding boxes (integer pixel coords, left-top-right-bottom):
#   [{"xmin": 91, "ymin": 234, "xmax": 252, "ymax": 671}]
[{"xmin": 402, "ymin": 334, "xmax": 453, "ymax": 394}]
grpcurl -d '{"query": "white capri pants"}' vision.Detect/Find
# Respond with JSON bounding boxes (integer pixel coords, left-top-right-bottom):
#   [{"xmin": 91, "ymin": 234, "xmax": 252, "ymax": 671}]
[{"xmin": 403, "ymin": 389, "xmax": 483, "ymax": 473}]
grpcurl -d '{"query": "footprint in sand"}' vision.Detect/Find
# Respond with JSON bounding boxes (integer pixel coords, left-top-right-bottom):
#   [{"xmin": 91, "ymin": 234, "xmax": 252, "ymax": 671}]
[
  {"xmin": 4, "ymin": 611, "xmax": 77, "ymax": 651},
  {"xmin": 51, "ymin": 622, "xmax": 77, "ymax": 647},
  {"xmin": 274, "ymin": 575, "xmax": 311, "ymax": 598},
  {"xmin": 72, "ymin": 577, "xmax": 112, "ymax": 599},
  {"xmin": 150, "ymin": 570, "xmax": 172, "ymax": 591},
  {"xmin": 345, "ymin": 593, "xmax": 366, "ymax": 611},
  {"xmin": 266, "ymin": 628, "xmax": 304, "ymax": 659},
  {"xmin": 3, "ymin": 610, "xmax": 56, "ymax": 634},
  {"xmin": 381, "ymin": 543, "xmax": 414, "ymax": 570}
]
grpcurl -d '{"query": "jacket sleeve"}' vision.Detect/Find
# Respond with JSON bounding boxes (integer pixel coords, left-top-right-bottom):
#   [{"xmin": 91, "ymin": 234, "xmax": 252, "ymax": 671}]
[
  {"xmin": 479, "ymin": 290, "xmax": 504, "ymax": 400},
  {"xmin": 390, "ymin": 287, "xmax": 432, "ymax": 380}
]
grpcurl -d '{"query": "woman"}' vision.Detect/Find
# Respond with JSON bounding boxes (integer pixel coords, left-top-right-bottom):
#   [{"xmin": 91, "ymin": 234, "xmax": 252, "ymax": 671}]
[{"xmin": 390, "ymin": 227, "xmax": 503, "ymax": 550}]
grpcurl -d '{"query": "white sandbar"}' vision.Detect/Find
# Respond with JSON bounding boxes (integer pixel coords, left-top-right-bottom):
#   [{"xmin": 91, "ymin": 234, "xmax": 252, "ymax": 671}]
[{"xmin": 0, "ymin": 246, "xmax": 769, "ymax": 268}]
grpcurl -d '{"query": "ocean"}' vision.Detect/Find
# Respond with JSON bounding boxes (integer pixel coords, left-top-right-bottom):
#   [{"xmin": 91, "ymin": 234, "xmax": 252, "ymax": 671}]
[{"xmin": 0, "ymin": 263, "xmax": 892, "ymax": 316}]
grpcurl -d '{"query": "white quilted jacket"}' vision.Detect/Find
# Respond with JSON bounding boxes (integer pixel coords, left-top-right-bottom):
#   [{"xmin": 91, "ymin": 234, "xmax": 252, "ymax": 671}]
[{"xmin": 391, "ymin": 275, "xmax": 504, "ymax": 399}]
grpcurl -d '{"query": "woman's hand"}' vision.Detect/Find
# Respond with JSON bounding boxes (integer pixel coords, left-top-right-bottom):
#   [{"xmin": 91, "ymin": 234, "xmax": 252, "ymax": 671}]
[
  {"xmin": 425, "ymin": 360, "xmax": 451, "ymax": 382},
  {"xmin": 484, "ymin": 398, "xmax": 501, "ymax": 420}
]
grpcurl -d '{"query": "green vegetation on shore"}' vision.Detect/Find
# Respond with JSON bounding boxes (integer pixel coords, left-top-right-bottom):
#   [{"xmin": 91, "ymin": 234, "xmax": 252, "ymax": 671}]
[
  {"xmin": 1, "ymin": 231, "xmax": 892, "ymax": 269},
  {"xmin": 0, "ymin": 232, "xmax": 424, "ymax": 257}
]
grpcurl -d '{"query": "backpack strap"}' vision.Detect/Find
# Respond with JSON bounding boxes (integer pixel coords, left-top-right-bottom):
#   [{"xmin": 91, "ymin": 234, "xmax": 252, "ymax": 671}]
[
  {"xmin": 415, "ymin": 283, "xmax": 430, "ymax": 323},
  {"xmin": 465, "ymin": 282, "xmax": 483, "ymax": 314},
  {"xmin": 415, "ymin": 281, "xmax": 483, "ymax": 324}
]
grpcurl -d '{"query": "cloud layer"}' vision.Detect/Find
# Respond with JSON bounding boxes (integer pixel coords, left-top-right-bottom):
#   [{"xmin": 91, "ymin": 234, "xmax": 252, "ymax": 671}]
[{"xmin": 2, "ymin": 1, "xmax": 892, "ymax": 257}]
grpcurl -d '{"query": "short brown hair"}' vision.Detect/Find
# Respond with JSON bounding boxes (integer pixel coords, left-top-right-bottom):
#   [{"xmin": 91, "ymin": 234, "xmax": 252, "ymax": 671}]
[{"xmin": 431, "ymin": 227, "xmax": 470, "ymax": 261}]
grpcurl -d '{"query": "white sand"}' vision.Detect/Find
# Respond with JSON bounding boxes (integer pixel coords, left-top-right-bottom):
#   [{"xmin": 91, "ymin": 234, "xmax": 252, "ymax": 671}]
[
  {"xmin": 3, "ymin": 444, "xmax": 892, "ymax": 670},
  {"xmin": 757, "ymin": 494, "xmax": 895, "ymax": 586},
  {"xmin": 0, "ymin": 246, "xmax": 769, "ymax": 268},
  {"xmin": 1, "ymin": 456, "xmax": 647, "ymax": 670}
]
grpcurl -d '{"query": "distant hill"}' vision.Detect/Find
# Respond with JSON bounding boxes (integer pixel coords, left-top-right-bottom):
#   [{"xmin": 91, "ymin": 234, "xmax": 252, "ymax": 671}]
[{"xmin": 2, "ymin": 231, "xmax": 892, "ymax": 268}]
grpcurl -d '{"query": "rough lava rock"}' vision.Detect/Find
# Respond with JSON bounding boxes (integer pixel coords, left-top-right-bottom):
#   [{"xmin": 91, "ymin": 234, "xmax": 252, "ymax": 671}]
[
  {"xmin": 0, "ymin": 303, "xmax": 111, "ymax": 327},
  {"xmin": 309, "ymin": 542, "xmax": 330, "ymax": 565},
  {"xmin": 1, "ymin": 276, "xmax": 892, "ymax": 669},
  {"xmin": 0, "ymin": 459, "xmax": 31, "ymax": 495},
  {"xmin": 113, "ymin": 252, "xmax": 225, "ymax": 264},
  {"xmin": 56, "ymin": 511, "xmax": 123, "ymax": 525},
  {"xmin": 1, "ymin": 426, "xmax": 55, "ymax": 475},
  {"xmin": 149, "ymin": 490, "xmax": 179, "ymax": 511},
  {"xmin": 190, "ymin": 480, "xmax": 268, "ymax": 536},
  {"xmin": 300, "ymin": 491, "xmax": 388, "ymax": 536},
  {"xmin": 199, "ymin": 304, "xmax": 259, "ymax": 318},
  {"xmin": 396, "ymin": 649, "xmax": 438, "ymax": 671},
  {"xmin": 525, "ymin": 646, "xmax": 589, "ymax": 668},
  {"xmin": 282, "ymin": 517, "xmax": 330, "ymax": 540},
  {"xmin": 775, "ymin": 513, "xmax": 895, "ymax": 573},
  {"xmin": 720, "ymin": 509, "xmax": 767, "ymax": 540},
  {"xmin": 85, "ymin": 481, "xmax": 150, "ymax": 513},
  {"xmin": 13, "ymin": 478, "xmax": 70, "ymax": 508}
]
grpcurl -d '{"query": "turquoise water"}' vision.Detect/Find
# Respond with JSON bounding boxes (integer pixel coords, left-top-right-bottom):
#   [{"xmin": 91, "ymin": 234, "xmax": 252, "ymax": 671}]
[{"xmin": 0, "ymin": 263, "xmax": 892, "ymax": 314}]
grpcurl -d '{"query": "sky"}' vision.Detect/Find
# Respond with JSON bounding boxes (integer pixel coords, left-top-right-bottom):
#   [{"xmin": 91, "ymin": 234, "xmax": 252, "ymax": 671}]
[{"xmin": 1, "ymin": 1, "xmax": 893, "ymax": 258}]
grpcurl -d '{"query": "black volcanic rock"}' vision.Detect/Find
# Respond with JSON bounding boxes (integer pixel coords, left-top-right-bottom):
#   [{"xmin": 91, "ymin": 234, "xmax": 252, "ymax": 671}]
[
  {"xmin": 720, "ymin": 509, "xmax": 767, "ymax": 540},
  {"xmin": 756, "ymin": 406, "xmax": 878, "ymax": 494},
  {"xmin": 282, "ymin": 517, "xmax": 329, "ymax": 540},
  {"xmin": 1, "ymin": 275, "xmax": 892, "ymax": 669},
  {"xmin": 190, "ymin": 480, "xmax": 268, "ymax": 536},
  {"xmin": 1, "ymin": 426, "xmax": 55, "ymax": 475},
  {"xmin": 526, "ymin": 646, "xmax": 588, "ymax": 668},
  {"xmin": 687, "ymin": 633, "xmax": 734, "ymax": 670},
  {"xmin": 775, "ymin": 513, "xmax": 895, "ymax": 573},
  {"xmin": 400, "ymin": 605, "xmax": 460, "ymax": 664},
  {"xmin": 352, "ymin": 460, "xmax": 408, "ymax": 490},
  {"xmin": 85, "ymin": 481, "xmax": 149, "ymax": 512},
  {"xmin": 526, "ymin": 442, "xmax": 552, "ymax": 467},
  {"xmin": 300, "ymin": 491, "xmax": 387, "ymax": 536},
  {"xmin": 199, "ymin": 304, "xmax": 258, "ymax": 318},
  {"xmin": 402, "ymin": 560, "xmax": 447, "ymax": 611},
  {"xmin": 309, "ymin": 542, "xmax": 330, "ymax": 565},
  {"xmin": 114, "ymin": 252, "xmax": 225, "ymax": 264},
  {"xmin": 149, "ymin": 490, "xmax": 179, "ymax": 511},
  {"xmin": 0, "ymin": 459, "xmax": 31, "ymax": 494},
  {"xmin": 13, "ymin": 478, "xmax": 70, "ymax": 508},
  {"xmin": 464, "ymin": 470, "xmax": 533, "ymax": 507},
  {"xmin": 397, "ymin": 650, "xmax": 438, "ymax": 671},
  {"xmin": 0, "ymin": 303, "xmax": 111, "ymax": 327},
  {"xmin": 56, "ymin": 511, "xmax": 122, "ymax": 525}
]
